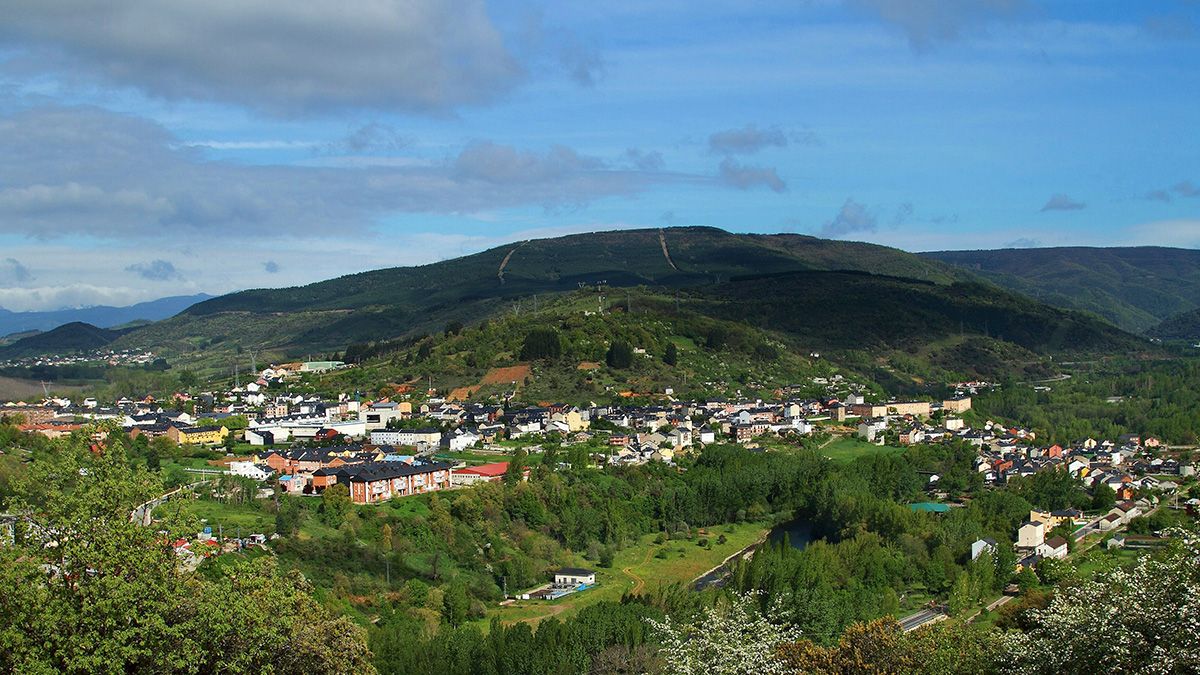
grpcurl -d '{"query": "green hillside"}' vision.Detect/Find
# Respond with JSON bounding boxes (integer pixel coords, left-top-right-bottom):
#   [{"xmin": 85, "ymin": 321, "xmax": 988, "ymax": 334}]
[
  {"xmin": 297, "ymin": 270, "xmax": 1147, "ymax": 403},
  {"xmin": 922, "ymin": 246, "xmax": 1200, "ymax": 333},
  {"xmin": 114, "ymin": 227, "xmax": 967, "ymax": 364},
  {"xmin": 1147, "ymin": 308, "xmax": 1200, "ymax": 342},
  {"xmin": 0, "ymin": 322, "xmax": 124, "ymax": 359}
]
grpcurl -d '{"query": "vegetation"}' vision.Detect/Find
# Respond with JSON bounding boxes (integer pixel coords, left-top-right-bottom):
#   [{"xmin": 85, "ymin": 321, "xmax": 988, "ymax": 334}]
[{"xmin": 925, "ymin": 246, "xmax": 1200, "ymax": 333}]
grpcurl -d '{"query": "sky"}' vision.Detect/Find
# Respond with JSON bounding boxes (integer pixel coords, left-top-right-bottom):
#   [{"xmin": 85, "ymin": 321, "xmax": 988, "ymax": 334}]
[{"xmin": 0, "ymin": 0, "xmax": 1197, "ymax": 311}]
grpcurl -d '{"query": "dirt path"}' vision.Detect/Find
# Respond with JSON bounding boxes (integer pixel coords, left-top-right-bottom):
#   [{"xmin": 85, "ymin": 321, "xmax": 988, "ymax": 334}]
[
  {"xmin": 622, "ymin": 547, "xmax": 654, "ymax": 595},
  {"xmin": 497, "ymin": 241, "xmax": 528, "ymax": 284},
  {"xmin": 658, "ymin": 229, "xmax": 678, "ymax": 271}
]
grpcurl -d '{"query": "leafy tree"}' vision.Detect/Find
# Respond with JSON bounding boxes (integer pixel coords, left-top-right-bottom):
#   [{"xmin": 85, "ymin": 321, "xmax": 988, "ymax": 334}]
[
  {"xmin": 0, "ymin": 437, "xmax": 374, "ymax": 673},
  {"xmin": 320, "ymin": 483, "xmax": 352, "ymax": 528},
  {"xmin": 648, "ymin": 592, "xmax": 802, "ymax": 675},
  {"xmin": 606, "ymin": 340, "xmax": 634, "ymax": 369},
  {"xmin": 1002, "ymin": 531, "xmax": 1200, "ymax": 674},
  {"xmin": 1091, "ymin": 482, "xmax": 1116, "ymax": 511},
  {"xmin": 664, "ymin": 341, "xmax": 679, "ymax": 366},
  {"xmin": 444, "ymin": 320, "xmax": 464, "ymax": 336},
  {"xmin": 520, "ymin": 328, "xmax": 562, "ymax": 360},
  {"xmin": 442, "ymin": 582, "xmax": 471, "ymax": 627}
]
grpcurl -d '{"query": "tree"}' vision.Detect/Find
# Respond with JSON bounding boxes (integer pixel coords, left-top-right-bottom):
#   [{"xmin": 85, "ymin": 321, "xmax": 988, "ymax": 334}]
[
  {"xmin": 0, "ymin": 438, "xmax": 374, "ymax": 673},
  {"xmin": 443, "ymin": 582, "xmax": 471, "ymax": 627},
  {"xmin": 648, "ymin": 592, "xmax": 802, "ymax": 675},
  {"xmin": 1002, "ymin": 531, "xmax": 1200, "ymax": 674},
  {"xmin": 1091, "ymin": 482, "xmax": 1116, "ymax": 511},
  {"xmin": 948, "ymin": 572, "xmax": 973, "ymax": 616},
  {"xmin": 607, "ymin": 340, "xmax": 634, "ymax": 369},
  {"xmin": 505, "ymin": 449, "xmax": 528, "ymax": 486},
  {"xmin": 444, "ymin": 320, "xmax": 464, "ymax": 336},
  {"xmin": 664, "ymin": 341, "xmax": 679, "ymax": 366},
  {"xmin": 520, "ymin": 328, "xmax": 562, "ymax": 360},
  {"xmin": 320, "ymin": 483, "xmax": 352, "ymax": 528}
]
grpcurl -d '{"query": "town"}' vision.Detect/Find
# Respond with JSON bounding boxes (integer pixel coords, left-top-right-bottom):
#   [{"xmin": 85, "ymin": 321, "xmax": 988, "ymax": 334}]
[{"xmin": 3, "ymin": 359, "xmax": 1192, "ymax": 594}]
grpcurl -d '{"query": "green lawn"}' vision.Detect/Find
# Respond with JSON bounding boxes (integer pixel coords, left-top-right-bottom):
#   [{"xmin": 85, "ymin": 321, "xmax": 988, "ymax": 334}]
[
  {"xmin": 153, "ymin": 497, "xmax": 276, "ymax": 535},
  {"xmin": 821, "ymin": 436, "xmax": 905, "ymax": 462},
  {"xmin": 483, "ymin": 521, "xmax": 768, "ymax": 628}
]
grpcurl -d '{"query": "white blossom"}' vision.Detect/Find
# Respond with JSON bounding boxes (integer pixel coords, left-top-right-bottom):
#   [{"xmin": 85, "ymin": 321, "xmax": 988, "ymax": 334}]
[
  {"xmin": 647, "ymin": 592, "xmax": 802, "ymax": 675},
  {"xmin": 1002, "ymin": 529, "xmax": 1200, "ymax": 675}
]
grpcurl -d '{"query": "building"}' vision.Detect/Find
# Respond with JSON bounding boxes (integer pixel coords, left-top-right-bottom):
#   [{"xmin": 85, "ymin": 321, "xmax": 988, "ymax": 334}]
[
  {"xmin": 369, "ymin": 427, "xmax": 442, "ymax": 446},
  {"xmin": 167, "ymin": 425, "xmax": 229, "ymax": 445},
  {"xmin": 942, "ymin": 396, "xmax": 972, "ymax": 413},
  {"xmin": 229, "ymin": 461, "xmax": 271, "ymax": 481},
  {"xmin": 1037, "ymin": 536, "xmax": 1069, "ymax": 560},
  {"xmin": 887, "ymin": 401, "xmax": 931, "ymax": 417},
  {"xmin": 1017, "ymin": 521, "xmax": 1046, "ymax": 549},
  {"xmin": 359, "ymin": 402, "xmax": 409, "ymax": 431},
  {"xmin": 347, "ymin": 462, "xmax": 452, "ymax": 504},
  {"xmin": 970, "ymin": 538, "xmax": 998, "ymax": 561},
  {"xmin": 451, "ymin": 462, "xmax": 511, "ymax": 486},
  {"xmin": 553, "ymin": 567, "xmax": 596, "ymax": 587}
]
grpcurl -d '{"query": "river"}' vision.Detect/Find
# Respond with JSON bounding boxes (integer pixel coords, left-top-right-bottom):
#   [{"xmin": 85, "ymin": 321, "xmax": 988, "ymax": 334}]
[{"xmin": 692, "ymin": 516, "xmax": 815, "ymax": 590}]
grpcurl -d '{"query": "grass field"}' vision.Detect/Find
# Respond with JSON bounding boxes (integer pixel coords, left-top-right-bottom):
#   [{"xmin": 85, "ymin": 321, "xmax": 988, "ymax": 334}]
[
  {"xmin": 821, "ymin": 436, "xmax": 905, "ymax": 462},
  {"xmin": 482, "ymin": 521, "xmax": 769, "ymax": 628},
  {"xmin": 154, "ymin": 498, "xmax": 277, "ymax": 535}
]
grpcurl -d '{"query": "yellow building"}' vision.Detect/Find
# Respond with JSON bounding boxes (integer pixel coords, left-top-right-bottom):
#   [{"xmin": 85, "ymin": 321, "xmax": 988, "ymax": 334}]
[{"xmin": 167, "ymin": 425, "xmax": 229, "ymax": 445}]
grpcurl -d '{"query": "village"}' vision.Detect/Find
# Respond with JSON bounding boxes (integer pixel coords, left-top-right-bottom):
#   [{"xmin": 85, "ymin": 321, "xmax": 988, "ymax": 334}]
[{"xmin": 2, "ymin": 358, "xmax": 1195, "ymax": 598}]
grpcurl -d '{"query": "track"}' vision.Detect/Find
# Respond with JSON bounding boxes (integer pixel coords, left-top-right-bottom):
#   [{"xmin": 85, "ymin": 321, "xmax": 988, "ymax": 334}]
[
  {"xmin": 497, "ymin": 241, "xmax": 528, "ymax": 284},
  {"xmin": 658, "ymin": 229, "xmax": 678, "ymax": 271}
]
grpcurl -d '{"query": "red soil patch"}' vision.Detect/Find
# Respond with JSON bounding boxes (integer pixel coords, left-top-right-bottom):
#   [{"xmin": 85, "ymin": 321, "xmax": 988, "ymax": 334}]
[{"xmin": 480, "ymin": 364, "xmax": 531, "ymax": 385}]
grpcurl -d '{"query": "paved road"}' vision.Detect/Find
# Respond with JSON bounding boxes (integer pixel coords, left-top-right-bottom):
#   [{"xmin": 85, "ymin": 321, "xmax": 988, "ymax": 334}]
[{"xmin": 899, "ymin": 608, "xmax": 945, "ymax": 632}]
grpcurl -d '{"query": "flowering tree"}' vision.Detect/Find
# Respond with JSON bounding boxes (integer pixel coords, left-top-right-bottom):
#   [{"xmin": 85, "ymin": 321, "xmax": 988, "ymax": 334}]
[
  {"xmin": 1002, "ymin": 530, "xmax": 1200, "ymax": 675},
  {"xmin": 648, "ymin": 592, "xmax": 803, "ymax": 675}
]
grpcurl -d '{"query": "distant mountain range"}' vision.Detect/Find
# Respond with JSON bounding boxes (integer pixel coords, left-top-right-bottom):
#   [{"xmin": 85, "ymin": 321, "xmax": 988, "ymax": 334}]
[
  {"xmin": 0, "ymin": 294, "xmax": 212, "ymax": 338},
  {"xmin": 922, "ymin": 247, "xmax": 1200, "ymax": 334}
]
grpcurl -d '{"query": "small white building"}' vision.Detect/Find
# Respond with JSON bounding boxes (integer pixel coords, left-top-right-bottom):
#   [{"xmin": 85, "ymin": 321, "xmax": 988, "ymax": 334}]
[
  {"xmin": 229, "ymin": 461, "xmax": 271, "ymax": 481},
  {"xmin": 1036, "ymin": 536, "xmax": 1069, "ymax": 560},
  {"xmin": 554, "ymin": 567, "xmax": 596, "ymax": 587},
  {"xmin": 970, "ymin": 538, "xmax": 998, "ymax": 561}
]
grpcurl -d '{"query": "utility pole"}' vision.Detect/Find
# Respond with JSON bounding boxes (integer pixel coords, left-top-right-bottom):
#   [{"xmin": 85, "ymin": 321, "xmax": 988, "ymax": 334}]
[{"xmin": 503, "ymin": 575, "xmax": 508, "ymax": 599}]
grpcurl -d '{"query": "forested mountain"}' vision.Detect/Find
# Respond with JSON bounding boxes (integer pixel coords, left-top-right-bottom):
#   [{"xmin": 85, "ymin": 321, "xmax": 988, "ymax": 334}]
[
  {"xmin": 922, "ymin": 247, "xmax": 1200, "ymax": 333},
  {"xmin": 109, "ymin": 227, "xmax": 1152, "ymax": 375},
  {"xmin": 0, "ymin": 322, "xmax": 126, "ymax": 358},
  {"xmin": 1147, "ymin": 307, "xmax": 1200, "ymax": 342},
  {"xmin": 0, "ymin": 294, "xmax": 211, "ymax": 338}
]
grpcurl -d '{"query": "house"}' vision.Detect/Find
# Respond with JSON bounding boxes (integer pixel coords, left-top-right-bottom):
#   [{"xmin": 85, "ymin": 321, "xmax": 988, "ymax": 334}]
[
  {"xmin": 167, "ymin": 425, "xmax": 229, "ymax": 445},
  {"xmin": 359, "ymin": 402, "xmax": 409, "ymax": 430},
  {"xmin": 553, "ymin": 567, "xmax": 596, "ymax": 587},
  {"xmin": 1098, "ymin": 513, "xmax": 1122, "ymax": 531},
  {"xmin": 229, "ymin": 461, "xmax": 271, "ymax": 481},
  {"xmin": 1017, "ymin": 521, "xmax": 1046, "ymax": 549},
  {"xmin": 1109, "ymin": 501, "xmax": 1141, "ymax": 525},
  {"xmin": 942, "ymin": 396, "xmax": 972, "ymax": 413},
  {"xmin": 1036, "ymin": 536, "xmax": 1068, "ymax": 560},
  {"xmin": 970, "ymin": 538, "xmax": 999, "ymax": 561}
]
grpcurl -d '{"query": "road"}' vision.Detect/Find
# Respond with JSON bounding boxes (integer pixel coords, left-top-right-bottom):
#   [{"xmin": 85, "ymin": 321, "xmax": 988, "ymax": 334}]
[{"xmin": 899, "ymin": 607, "xmax": 946, "ymax": 632}]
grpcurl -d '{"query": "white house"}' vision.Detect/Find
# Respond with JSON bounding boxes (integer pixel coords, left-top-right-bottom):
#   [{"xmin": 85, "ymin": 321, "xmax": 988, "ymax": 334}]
[
  {"xmin": 1017, "ymin": 521, "xmax": 1046, "ymax": 549},
  {"xmin": 1036, "ymin": 536, "xmax": 1069, "ymax": 560},
  {"xmin": 553, "ymin": 567, "xmax": 596, "ymax": 587},
  {"xmin": 229, "ymin": 461, "xmax": 271, "ymax": 481},
  {"xmin": 444, "ymin": 429, "xmax": 482, "ymax": 452},
  {"xmin": 970, "ymin": 538, "xmax": 998, "ymax": 561}
]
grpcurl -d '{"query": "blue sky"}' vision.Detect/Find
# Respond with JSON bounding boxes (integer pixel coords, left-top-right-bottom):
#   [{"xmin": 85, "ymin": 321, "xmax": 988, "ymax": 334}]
[{"xmin": 0, "ymin": 0, "xmax": 1196, "ymax": 310}]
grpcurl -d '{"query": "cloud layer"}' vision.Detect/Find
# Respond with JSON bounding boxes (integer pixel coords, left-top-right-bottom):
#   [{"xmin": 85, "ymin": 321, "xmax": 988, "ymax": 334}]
[
  {"xmin": 0, "ymin": 0, "xmax": 523, "ymax": 114},
  {"xmin": 0, "ymin": 106, "xmax": 674, "ymax": 240},
  {"xmin": 708, "ymin": 125, "xmax": 788, "ymax": 155}
]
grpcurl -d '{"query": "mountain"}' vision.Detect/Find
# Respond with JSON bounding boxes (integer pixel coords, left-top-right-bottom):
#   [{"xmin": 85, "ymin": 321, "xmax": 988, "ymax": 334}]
[
  {"xmin": 922, "ymin": 247, "xmax": 1200, "ymax": 333},
  {"xmin": 308, "ymin": 272, "xmax": 1144, "ymax": 404},
  {"xmin": 1147, "ymin": 308, "xmax": 1200, "ymax": 342},
  {"xmin": 0, "ymin": 294, "xmax": 212, "ymax": 338},
  {"xmin": 115, "ymin": 227, "xmax": 968, "ymax": 360},
  {"xmin": 0, "ymin": 322, "xmax": 125, "ymax": 359}
]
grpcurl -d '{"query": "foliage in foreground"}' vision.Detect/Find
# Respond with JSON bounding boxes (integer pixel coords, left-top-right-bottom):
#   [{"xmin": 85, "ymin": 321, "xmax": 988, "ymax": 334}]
[{"xmin": 0, "ymin": 434, "xmax": 374, "ymax": 674}]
